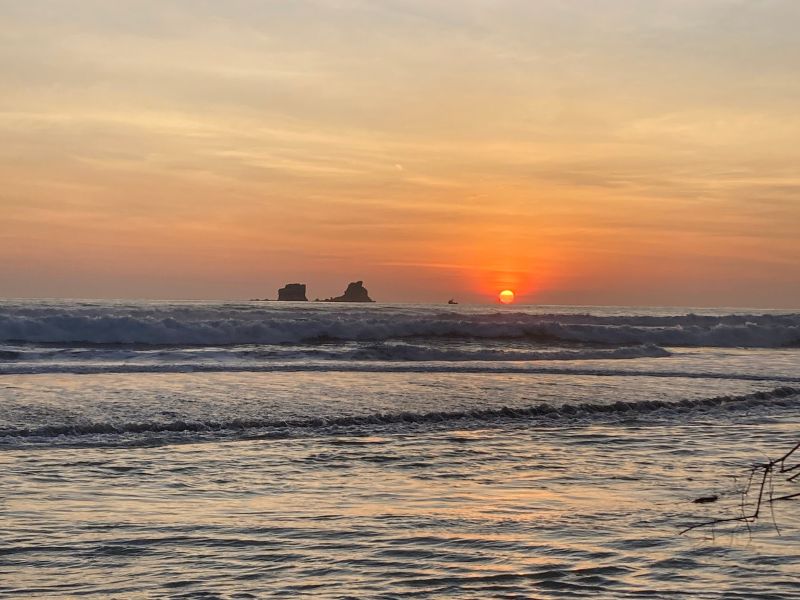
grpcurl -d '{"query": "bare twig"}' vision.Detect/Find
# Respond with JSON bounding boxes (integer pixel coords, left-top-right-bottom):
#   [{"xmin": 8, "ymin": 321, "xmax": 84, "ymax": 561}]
[{"xmin": 680, "ymin": 440, "xmax": 800, "ymax": 535}]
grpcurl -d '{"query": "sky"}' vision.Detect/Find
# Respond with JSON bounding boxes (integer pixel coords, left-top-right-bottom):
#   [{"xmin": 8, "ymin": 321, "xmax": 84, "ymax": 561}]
[{"xmin": 2, "ymin": 0, "xmax": 799, "ymax": 306}]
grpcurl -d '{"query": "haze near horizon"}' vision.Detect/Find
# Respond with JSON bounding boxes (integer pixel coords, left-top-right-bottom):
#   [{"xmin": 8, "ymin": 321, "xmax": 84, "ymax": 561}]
[{"xmin": 2, "ymin": 1, "xmax": 799, "ymax": 306}]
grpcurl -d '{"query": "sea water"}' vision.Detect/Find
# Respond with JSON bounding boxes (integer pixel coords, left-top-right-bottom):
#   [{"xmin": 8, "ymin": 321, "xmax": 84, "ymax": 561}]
[{"xmin": 1, "ymin": 300, "xmax": 799, "ymax": 598}]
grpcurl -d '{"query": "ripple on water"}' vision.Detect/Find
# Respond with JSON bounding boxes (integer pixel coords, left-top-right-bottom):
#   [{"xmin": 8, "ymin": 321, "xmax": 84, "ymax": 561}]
[{"xmin": 3, "ymin": 415, "xmax": 800, "ymax": 598}]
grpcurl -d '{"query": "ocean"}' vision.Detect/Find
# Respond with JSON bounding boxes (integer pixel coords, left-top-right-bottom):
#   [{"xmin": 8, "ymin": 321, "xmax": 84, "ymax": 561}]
[{"xmin": 2, "ymin": 300, "xmax": 799, "ymax": 598}]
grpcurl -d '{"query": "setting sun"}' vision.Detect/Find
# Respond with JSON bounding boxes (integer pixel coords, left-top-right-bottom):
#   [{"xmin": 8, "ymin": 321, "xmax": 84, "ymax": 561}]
[{"xmin": 498, "ymin": 290, "xmax": 515, "ymax": 304}]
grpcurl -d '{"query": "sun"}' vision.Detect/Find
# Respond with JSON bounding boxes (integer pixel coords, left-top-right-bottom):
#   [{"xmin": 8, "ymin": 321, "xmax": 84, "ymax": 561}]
[{"xmin": 498, "ymin": 289, "xmax": 515, "ymax": 304}]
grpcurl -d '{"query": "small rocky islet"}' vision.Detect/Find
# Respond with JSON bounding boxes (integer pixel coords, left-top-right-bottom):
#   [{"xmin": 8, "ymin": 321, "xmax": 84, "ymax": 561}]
[{"xmin": 266, "ymin": 281, "xmax": 374, "ymax": 302}]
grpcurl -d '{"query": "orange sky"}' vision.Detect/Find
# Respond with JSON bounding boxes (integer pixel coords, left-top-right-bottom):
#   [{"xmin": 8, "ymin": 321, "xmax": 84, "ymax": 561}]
[{"xmin": 2, "ymin": 1, "xmax": 799, "ymax": 306}]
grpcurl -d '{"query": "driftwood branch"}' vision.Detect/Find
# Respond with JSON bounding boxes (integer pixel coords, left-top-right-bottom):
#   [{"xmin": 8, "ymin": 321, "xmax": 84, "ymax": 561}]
[{"xmin": 681, "ymin": 441, "xmax": 800, "ymax": 535}]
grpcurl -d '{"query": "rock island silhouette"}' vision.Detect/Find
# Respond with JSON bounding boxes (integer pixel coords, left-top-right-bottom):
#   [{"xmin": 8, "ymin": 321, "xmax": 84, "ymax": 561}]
[{"xmin": 275, "ymin": 281, "xmax": 374, "ymax": 302}]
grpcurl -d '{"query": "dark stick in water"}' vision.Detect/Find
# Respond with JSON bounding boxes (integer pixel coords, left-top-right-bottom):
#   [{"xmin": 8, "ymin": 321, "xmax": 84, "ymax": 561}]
[{"xmin": 681, "ymin": 441, "xmax": 800, "ymax": 534}]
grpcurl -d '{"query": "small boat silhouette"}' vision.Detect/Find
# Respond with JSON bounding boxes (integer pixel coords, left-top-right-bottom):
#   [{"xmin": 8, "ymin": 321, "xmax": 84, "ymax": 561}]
[{"xmin": 448, "ymin": 299, "xmax": 458, "ymax": 305}]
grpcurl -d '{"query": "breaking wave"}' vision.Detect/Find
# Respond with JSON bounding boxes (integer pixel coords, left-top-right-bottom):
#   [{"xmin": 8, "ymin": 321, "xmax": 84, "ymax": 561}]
[
  {"xmin": 0, "ymin": 342, "xmax": 671, "ymax": 372},
  {"xmin": 1, "ymin": 302, "xmax": 799, "ymax": 348},
  {"xmin": 2, "ymin": 387, "xmax": 797, "ymax": 441}
]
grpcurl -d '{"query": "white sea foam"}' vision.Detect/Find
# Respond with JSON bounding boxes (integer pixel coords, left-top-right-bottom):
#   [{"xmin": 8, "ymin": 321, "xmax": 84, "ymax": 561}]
[
  {"xmin": 1, "ymin": 302, "xmax": 798, "ymax": 347},
  {"xmin": 0, "ymin": 341, "xmax": 671, "ymax": 367}
]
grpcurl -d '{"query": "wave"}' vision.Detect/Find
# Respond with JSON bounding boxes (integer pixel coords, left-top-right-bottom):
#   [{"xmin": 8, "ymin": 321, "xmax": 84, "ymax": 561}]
[
  {"xmin": 2, "ymin": 387, "xmax": 797, "ymax": 441},
  {"xmin": 1, "ymin": 303, "xmax": 799, "ymax": 348},
  {"xmin": 0, "ymin": 342, "xmax": 671, "ymax": 366},
  {"xmin": 2, "ymin": 362, "xmax": 799, "ymax": 382},
  {"xmin": 342, "ymin": 342, "xmax": 671, "ymax": 361}
]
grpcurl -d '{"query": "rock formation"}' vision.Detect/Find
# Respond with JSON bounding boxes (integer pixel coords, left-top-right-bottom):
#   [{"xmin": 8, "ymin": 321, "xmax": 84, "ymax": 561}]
[
  {"xmin": 277, "ymin": 283, "xmax": 308, "ymax": 301},
  {"xmin": 328, "ymin": 281, "xmax": 374, "ymax": 302}
]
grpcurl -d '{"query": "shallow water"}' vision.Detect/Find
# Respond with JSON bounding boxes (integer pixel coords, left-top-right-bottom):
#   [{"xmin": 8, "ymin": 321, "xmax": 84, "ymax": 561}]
[
  {"xmin": 4, "ymin": 418, "xmax": 800, "ymax": 598},
  {"xmin": 1, "ymin": 301, "xmax": 799, "ymax": 597}
]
